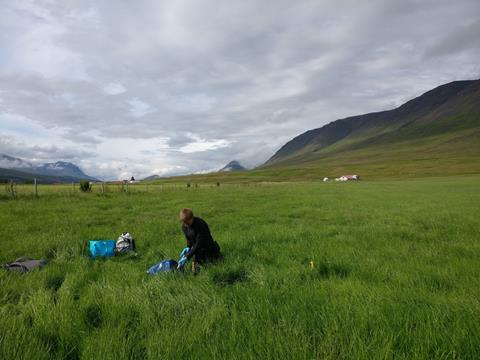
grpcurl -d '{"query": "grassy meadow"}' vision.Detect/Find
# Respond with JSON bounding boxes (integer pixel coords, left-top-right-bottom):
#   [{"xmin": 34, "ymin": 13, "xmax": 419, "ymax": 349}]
[{"xmin": 1, "ymin": 177, "xmax": 479, "ymax": 359}]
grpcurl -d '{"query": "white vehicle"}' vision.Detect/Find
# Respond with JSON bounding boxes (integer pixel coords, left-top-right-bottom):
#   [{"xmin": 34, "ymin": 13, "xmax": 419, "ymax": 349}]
[{"xmin": 338, "ymin": 175, "xmax": 360, "ymax": 181}]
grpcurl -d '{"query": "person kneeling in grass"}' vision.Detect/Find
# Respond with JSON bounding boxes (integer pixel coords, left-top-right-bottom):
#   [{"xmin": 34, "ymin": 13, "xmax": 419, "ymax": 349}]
[{"xmin": 177, "ymin": 208, "xmax": 221, "ymax": 271}]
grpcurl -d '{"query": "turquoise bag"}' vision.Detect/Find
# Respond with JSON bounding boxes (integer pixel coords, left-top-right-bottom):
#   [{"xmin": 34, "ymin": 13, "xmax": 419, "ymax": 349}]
[{"xmin": 89, "ymin": 240, "xmax": 116, "ymax": 258}]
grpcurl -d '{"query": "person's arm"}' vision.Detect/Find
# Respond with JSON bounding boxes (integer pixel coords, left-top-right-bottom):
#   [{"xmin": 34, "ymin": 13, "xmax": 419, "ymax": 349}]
[
  {"xmin": 182, "ymin": 226, "xmax": 193, "ymax": 247},
  {"xmin": 186, "ymin": 234, "xmax": 201, "ymax": 260},
  {"xmin": 186, "ymin": 223, "xmax": 208, "ymax": 260}
]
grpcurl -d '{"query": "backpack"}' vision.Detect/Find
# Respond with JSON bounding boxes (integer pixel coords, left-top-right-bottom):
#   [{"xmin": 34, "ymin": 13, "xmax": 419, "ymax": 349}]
[
  {"xmin": 89, "ymin": 240, "xmax": 116, "ymax": 258},
  {"xmin": 116, "ymin": 232, "xmax": 136, "ymax": 254}
]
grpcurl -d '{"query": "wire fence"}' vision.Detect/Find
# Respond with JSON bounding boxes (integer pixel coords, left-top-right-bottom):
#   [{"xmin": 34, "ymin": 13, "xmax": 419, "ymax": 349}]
[{"xmin": 0, "ymin": 180, "xmax": 281, "ymax": 200}]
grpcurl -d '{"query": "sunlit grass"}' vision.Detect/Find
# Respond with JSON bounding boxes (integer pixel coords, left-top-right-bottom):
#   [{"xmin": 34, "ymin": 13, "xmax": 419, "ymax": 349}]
[{"xmin": 1, "ymin": 177, "xmax": 479, "ymax": 359}]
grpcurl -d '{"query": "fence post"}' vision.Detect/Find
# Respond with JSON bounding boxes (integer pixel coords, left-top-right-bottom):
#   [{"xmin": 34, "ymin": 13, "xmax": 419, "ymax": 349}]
[
  {"xmin": 9, "ymin": 181, "xmax": 16, "ymax": 199},
  {"xmin": 34, "ymin": 178, "xmax": 38, "ymax": 197}
]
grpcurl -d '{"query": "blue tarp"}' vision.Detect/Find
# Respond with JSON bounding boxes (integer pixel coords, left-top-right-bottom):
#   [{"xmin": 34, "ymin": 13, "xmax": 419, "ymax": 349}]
[
  {"xmin": 89, "ymin": 240, "xmax": 116, "ymax": 258},
  {"xmin": 147, "ymin": 259, "xmax": 178, "ymax": 275}
]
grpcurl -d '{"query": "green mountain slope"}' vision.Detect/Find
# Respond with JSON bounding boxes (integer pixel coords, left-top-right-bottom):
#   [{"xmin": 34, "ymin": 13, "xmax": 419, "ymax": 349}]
[{"xmin": 261, "ymin": 80, "xmax": 480, "ymax": 177}]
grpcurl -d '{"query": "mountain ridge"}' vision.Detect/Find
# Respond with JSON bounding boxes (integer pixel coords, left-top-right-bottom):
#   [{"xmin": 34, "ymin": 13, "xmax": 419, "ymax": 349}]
[
  {"xmin": 0, "ymin": 155, "xmax": 98, "ymax": 183},
  {"xmin": 263, "ymin": 79, "xmax": 480, "ymax": 171}
]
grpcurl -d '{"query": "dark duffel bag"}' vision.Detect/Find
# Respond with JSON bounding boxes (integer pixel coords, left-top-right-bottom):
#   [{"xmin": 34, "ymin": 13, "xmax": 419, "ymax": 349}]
[{"xmin": 3, "ymin": 257, "xmax": 47, "ymax": 273}]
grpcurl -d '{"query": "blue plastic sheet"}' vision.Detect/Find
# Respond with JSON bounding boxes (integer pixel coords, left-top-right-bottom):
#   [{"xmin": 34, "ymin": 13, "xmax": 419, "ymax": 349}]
[
  {"xmin": 89, "ymin": 240, "xmax": 116, "ymax": 258},
  {"xmin": 147, "ymin": 259, "xmax": 178, "ymax": 275}
]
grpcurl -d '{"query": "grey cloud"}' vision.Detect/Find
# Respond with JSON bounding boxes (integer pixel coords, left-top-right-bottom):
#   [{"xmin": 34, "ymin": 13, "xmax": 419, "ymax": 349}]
[
  {"xmin": 0, "ymin": 0, "xmax": 479, "ymax": 178},
  {"xmin": 167, "ymin": 133, "xmax": 196, "ymax": 148},
  {"xmin": 63, "ymin": 130, "xmax": 103, "ymax": 145},
  {"xmin": 424, "ymin": 20, "xmax": 480, "ymax": 59},
  {"xmin": 0, "ymin": 135, "xmax": 95, "ymax": 162}
]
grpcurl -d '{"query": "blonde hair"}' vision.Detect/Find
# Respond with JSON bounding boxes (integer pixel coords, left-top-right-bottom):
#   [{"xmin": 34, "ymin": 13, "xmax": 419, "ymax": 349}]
[{"xmin": 179, "ymin": 208, "xmax": 194, "ymax": 221}]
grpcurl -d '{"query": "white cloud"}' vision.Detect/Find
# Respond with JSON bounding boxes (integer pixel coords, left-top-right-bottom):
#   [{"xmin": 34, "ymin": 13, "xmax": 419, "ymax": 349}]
[
  {"xmin": 103, "ymin": 83, "xmax": 127, "ymax": 95},
  {"xmin": 179, "ymin": 135, "xmax": 231, "ymax": 153},
  {"xmin": 0, "ymin": 134, "xmax": 95, "ymax": 163},
  {"xmin": 0, "ymin": 2, "xmax": 90, "ymax": 80},
  {"xmin": 0, "ymin": 0, "xmax": 479, "ymax": 178},
  {"xmin": 152, "ymin": 165, "xmax": 188, "ymax": 176},
  {"xmin": 128, "ymin": 98, "xmax": 156, "ymax": 118}
]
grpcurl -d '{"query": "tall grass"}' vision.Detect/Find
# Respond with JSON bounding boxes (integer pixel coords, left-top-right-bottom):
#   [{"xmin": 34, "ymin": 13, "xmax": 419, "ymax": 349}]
[{"xmin": 1, "ymin": 177, "xmax": 479, "ymax": 359}]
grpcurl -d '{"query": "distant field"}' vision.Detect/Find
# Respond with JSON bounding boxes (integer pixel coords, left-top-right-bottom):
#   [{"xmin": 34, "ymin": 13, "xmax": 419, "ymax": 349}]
[
  {"xmin": 1, "ymin": 177, "xmax": 479, "ymax": 359},
  {"xmin": 151, "ymin": 153, "xmax": 480, "ymax": 185}
]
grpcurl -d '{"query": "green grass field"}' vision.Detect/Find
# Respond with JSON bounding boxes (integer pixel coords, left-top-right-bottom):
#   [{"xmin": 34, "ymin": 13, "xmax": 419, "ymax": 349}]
[{"xmin": 1, "ymin": 177, "xmax": 479, "ymax": 359}]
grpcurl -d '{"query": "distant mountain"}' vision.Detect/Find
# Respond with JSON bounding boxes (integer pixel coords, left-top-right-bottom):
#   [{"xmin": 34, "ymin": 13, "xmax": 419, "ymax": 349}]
[
  {"xmin": 219, "ymin": 160, "xmax": 246, "ymax": 172},
  {"xmin": 0, "ymin": 167, "xmax": 96, "ymax": 184},
  {"xmin": 0, "ymin": 154, "xmax": 98, "ymax": 183},
  {"xmin": 34, "ymin": 161, "xmax": 95, "ymax": 179},
  {"xmin": 141, "ymin": 174, "xmax": 163, "ymax": 181},
  {"xmin": 262, "ymin": 79, "xmax": 480, "ymax": 177}
]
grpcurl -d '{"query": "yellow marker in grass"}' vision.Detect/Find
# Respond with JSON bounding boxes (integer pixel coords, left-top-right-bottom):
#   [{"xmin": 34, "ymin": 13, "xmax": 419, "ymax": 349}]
[{"xmin": 309, "ymin": 260, "xmax": 314, "ymax": 269}]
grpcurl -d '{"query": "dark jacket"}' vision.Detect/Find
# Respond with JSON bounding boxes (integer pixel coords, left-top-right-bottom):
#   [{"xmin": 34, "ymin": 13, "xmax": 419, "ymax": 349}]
[{"xmin": 182, "ymin": 217, "xmax": 220, "ymax": 262}]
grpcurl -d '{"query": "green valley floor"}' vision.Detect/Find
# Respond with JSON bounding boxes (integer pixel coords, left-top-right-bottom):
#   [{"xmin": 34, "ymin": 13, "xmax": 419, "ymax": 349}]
[{"xmin": 1, "ymin": 176, "xmax": 479, "ymax": 359}]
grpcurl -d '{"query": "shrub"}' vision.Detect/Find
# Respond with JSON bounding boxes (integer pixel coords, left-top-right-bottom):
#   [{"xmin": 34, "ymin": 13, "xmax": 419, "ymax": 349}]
[{"xmin": 79, "ymin": 180, "xmax": 91, "ymax": 192}]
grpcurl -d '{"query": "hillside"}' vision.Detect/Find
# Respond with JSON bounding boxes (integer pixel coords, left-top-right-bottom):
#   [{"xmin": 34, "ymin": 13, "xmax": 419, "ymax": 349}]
[
  {"xmin": 141, "ymin": 174, "xmax": 163, "ymax": 181},
  {"xmin": 261, "ymin": 80, "xmax": 480, "ymax": 177}
]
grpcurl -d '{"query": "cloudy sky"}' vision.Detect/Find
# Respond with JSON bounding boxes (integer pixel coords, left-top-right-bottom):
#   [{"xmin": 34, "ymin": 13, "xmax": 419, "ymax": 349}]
[{"xmin": 0, "ymin": 0, "xmax": 479, "ymax": 179}]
